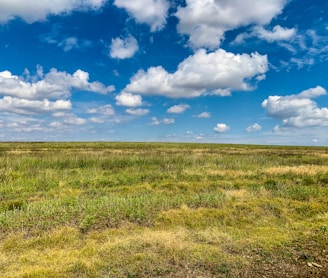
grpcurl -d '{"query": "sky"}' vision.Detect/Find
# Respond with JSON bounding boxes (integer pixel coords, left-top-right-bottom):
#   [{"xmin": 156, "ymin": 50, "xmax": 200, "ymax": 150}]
[{"xmin": 0, "ymin": 0, "xmax": 327, "ymax": 145}]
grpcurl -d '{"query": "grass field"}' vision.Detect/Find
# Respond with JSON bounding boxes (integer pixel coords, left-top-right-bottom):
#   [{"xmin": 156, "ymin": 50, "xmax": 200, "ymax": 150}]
[{"xmin": 0, "ymin": 142, "xmax": 327, "ymax": 277}]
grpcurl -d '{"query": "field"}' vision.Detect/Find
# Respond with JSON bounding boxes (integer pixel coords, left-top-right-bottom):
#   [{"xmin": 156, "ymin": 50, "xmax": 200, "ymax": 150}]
[{"xmin": 0, "ymin": 142, "xmax": 327, "ymax": 277}]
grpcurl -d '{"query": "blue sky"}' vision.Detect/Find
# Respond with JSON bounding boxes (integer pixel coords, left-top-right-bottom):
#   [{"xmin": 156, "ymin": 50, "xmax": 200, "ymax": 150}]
[{"xmin": 0, "ymin": 0, "xmax": 327, "ymax": 145}]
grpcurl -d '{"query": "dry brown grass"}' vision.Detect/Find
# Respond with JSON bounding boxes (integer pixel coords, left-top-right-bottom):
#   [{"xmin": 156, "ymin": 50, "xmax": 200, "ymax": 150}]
[{"xmin": 264, "ymin": 165, "xmax": 328, "ymax": 175}]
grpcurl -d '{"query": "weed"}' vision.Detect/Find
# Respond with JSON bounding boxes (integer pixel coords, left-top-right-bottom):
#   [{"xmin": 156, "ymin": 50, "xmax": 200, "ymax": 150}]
[{"xmin": 0, "ymin": 199, "xmax": 26, "ymax": 212}]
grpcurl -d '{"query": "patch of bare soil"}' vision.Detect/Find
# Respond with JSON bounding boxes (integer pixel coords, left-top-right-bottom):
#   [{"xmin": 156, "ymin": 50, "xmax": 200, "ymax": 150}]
[{"xmin": 233, "ymin": 238, "xmax": 327, "ymax": 278}]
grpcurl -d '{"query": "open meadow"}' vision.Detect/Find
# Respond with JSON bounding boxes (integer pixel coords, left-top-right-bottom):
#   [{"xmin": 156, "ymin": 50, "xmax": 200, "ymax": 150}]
[{"xmin": 0, "ymin": 142, "xmax": 327, "ymax": 277}]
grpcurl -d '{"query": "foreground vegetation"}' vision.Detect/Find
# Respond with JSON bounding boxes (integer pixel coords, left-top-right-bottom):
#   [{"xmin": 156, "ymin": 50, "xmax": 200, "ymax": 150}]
[{"xmin": 0, "ymin": 142, "xmax": 327, "ymax": 277}]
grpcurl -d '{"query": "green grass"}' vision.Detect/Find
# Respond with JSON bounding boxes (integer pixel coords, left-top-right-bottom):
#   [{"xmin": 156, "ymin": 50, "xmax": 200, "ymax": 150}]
[{"xmin": 0, "ymin": 142, "xmax": 327, "ymax": 277}]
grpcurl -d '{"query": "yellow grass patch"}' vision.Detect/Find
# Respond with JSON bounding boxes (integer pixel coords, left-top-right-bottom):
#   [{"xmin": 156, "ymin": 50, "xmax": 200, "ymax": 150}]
[
  {"xmin": 55, "ymin": 181, "xmax": 83, "ymax": 197},
  {"xmin": 205, "ymin": 169, "xmax": 255, "ymax": 177},
  {"xmin": 263, "ymin": 165, "xmax": 328, "ymax": 175},
  {"xmin": 0, "ymin": 226, "xmax": 240, "ymax": 277},
  {"xmin": 226, "ymin": 189, "xmax": 250, "ymax": 199}
]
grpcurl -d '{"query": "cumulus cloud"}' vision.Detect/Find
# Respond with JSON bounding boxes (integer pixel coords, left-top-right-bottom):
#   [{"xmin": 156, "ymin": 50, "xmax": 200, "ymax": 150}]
[
  {"xmin": 49, "ymin": 121, "xmax": 63, "ymax": 128},
  {"xmin": 0, "ymin": 96, "xmax": 71, "ymax": 115},
  {"xmin": 150, "ymin": 117, "xmax": 174, "ymax": 126},
  {"xmin": 89, "ymin": 117, "xmax": 104, "ymax": 124},
  {"xmin": 0, "ymin": 0, "xmax": 106, "ymax": 23},
  {"xmin": 167, "ymin": 104, "xmax": 190, "ymax": 114},
  {"xmin": 0, "ymin": 67, "xmax": 114, "ymax": 100},
  {"xmin": 246, "ymin": 123, "xmax": 262, "ymax": 132},
  {"xmin": 110, "ymin": 35, "xmax": 139, "ymax": 59},
  {"xmin": 162, "ymin": 118, "xmax": 175, "ymax": 125},
  {"xmin": 298, "ymin": 86, "xmax": 327, "ymax": 98},
  {"xmin": 115, "ymin": 92, "xmax": 143, "ymax": 107},
  {"xmin": 253, "ymin": 25, "xmax": 296, "ymax": 42},
  {"xmin": 214, "ymin": 123, "xmax": 230, "ymax": 133},
  {"xmin": 63, "ymin": 115, "xmax": 87, "ymax": 125},
  {"xmin": 196, "ymin": 112, "xmax": 211, "ymax": 118},
  {"xmin": 150, "ymin": 117, "xmax": 161, "ymax": 126},
  {"xmin": 234, "ymin": 25, "xmax": 296, "ymax": 44},
  {"xmin": 86, "ymin": 104, "xmax": 115, "ymax": 115},
  {"xmin": 51, "ymin": 112, "xmax": 88, "ymax": 125},
  {"xmin": 121, "ymin": 48, "xmax": 268, "ymax": 98},
  {"xmin": 113, "ymin": 0, "xmax": 169, "ymax": 32},
  {"xmin": 262, "ymin": 86, "xmax": 328, "ymax": 127},
  {"xmin": 175, "ymin": 0, "xmax": 287, "ymax": 49},
  {"xmin": 126, "ymin": 108, "xmax": 150, "ymax": 116}
]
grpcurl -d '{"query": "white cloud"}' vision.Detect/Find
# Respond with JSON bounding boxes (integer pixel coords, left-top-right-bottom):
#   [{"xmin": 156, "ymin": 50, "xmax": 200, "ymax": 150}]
[
  {"xmin": 86, "ymin": 104, "xmax": 115, "ymax": 115},
  {"xmin": 214, "ymin": 123, "xmax": 230, "ymax": 133},
  {"xmin": 56, "ymin": 37, "xmax": 93, "ymax": 52},
  {"xmin": 52, "ymin": 112, "xmax": 67, "ymax": 117},
  {"xmin": 150, "ymin": 117, "xmax": 161, "ymax": 126},
  {"xmin": 113, "ymin": 0, "xmax": 169, "ymax": 32},
  {"xmin": 196, "ymin": 112, "xmax": 211, "ymax": 118},
  {"xmin": 0, "ymin": 0, "xmax": 106, "ymax": 23},
  {"xmin": 289, "ymin": 57, "xmax": 315, "ymax": 69},
  {"xmin": 89, "ymin": 117, "xmax": 104, "ymax": 123},
  {"xmin": 167, "ymin": 104, "xmax": 190, "ymax": 114},
  {"xmin": 0, "ymin": 67, "xmax": 114, "ymax": 100},
  {"xmin": 49, "ymin": 121, "xmax": 63, "ymax": 128},
  {"xmin": 44, "ymin": 68, "xmax": 114, "ymax": 95},
  {"xmin": 162, "ymin": 118, "xmax": 175, "ymax": 125},
  {"xmin": 246, "ymin": 123, "xmax": 262, "ymax": 133},
  {"xmin": 278, "ymin": 29, "xmax": 328, "ymax": 70},
  {"xmin": 0, "ymin": 96, "xmax": 71, "ymax": 115},
  {"xmin": 50, "ymin": 112, "xmax": 87, "ymax": 126},
  {"xmin": 110, "ymin": 35, "xmax": 139, "ymax": 59},
  {"xmin": 150, "ymin": 117, "xmax": 174, "ymax": 125},
  {"xmin": 175, "ymin": 0, "xmax": 287, "ymax": 49},
  {"xmin": 253, "ymin": 25, "xmax": 296, "ymax": 42},
  {"xmin": 40, "ymin": 28, "xmax": 94, "ymax": 52},
  {"xmin": 262, "ymin": 86, "xmax": 328, "ymax": 128},
  {"xmin": 298, "ymin": 86, "xmax": 327, "ymax": 98},
  {"xmin": 126, "ymin": 108, "xmax": 150, "ymax": 116},
  {"xmin": 58, "ymin": 37, "xmax": 79, "ymax": 52},
  {"xmin": 234, "ymin": 25, "xmax": 296, "ymax": 44},
  {"xmin": 121, "ymin": 48, "xmax": 268, "ymax": 98},
  {"xmin": 15, "ymin": 125, "xmax": 43, "ymax": 133},
  {"xmin": 115, "ymin": 92, "xmax": 142, "ymax": 107},
  {"xmin": 63, "ymin": 115, "xmax": 87, "ymax": 125}
]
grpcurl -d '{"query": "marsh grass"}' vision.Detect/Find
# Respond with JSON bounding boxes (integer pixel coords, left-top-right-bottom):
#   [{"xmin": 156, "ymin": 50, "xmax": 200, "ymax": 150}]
[{"xmin": 0, "ymin": 142, "xmax": 327, "ymax": 277}]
